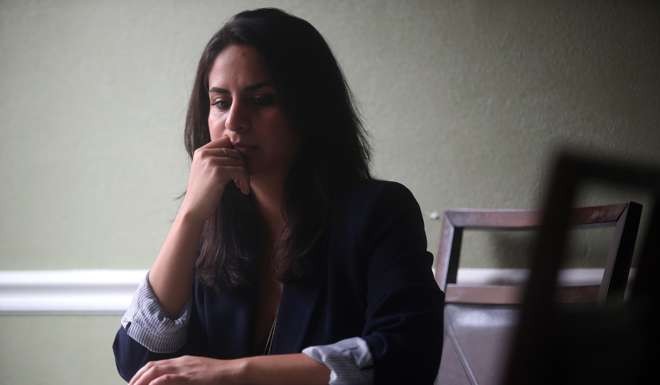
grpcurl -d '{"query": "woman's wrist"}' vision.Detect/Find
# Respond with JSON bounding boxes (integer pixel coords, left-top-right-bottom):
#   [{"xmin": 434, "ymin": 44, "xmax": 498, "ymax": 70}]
[
  {"xmin": 216, "ymin": 357, "xmax": 250, "ymax": 385},
  {"xmin": 229, "ymin": 357, "xmax": 251, "ymax": 385},
  {"xmin": 176, "ymin": 204, "xmax": 207, "ymax": 228},
  {"xmin": 233, "ymin": 354, "xmax": 330, "ymax": 385}
]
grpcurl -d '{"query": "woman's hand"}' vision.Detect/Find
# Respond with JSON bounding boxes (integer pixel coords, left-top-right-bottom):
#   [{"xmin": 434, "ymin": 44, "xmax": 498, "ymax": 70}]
[
  {"xmin": 128, "ymin": 355, "xmax": 245, "ymax": 385},
  {"xmin": 179, "ymin": 136, "xmax": 250, "ymax": 223}
]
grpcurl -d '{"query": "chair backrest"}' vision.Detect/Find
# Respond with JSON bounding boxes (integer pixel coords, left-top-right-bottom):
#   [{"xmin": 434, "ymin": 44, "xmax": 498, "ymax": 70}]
[
  {"xmin": 434, "ymin": 202, "xmax": 642, "ymax": 305},
  {"xmin": 433, "ymin": 202, "xmax": 642, "ymax": 385}
]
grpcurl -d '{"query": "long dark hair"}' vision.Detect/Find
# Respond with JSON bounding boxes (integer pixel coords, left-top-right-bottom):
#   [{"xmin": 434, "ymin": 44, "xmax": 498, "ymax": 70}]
[{"xmin": 184, "ymin": 8, "xmax": 371, "ymax": 289}]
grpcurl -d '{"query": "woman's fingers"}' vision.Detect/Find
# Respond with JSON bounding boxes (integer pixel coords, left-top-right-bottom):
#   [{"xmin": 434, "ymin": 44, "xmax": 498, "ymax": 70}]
[
  {"xmin": 193, "ymin": 136, "xmax": 244, "ymax": 161},
  {"xmin": 234, "ymin": 177, "xmax": 250, "ymax": 195},
  {"xmin": 181, "ymin": 137, "xmax": 251, "ymax": 221},
  {"xmin": 195, "ymin": 146, "xmax": 244, "ymax": 161},
  {"xmin": 147, "ymin": 373, "xmax": 185, "ymax": 385},
  {"xmin": 203, "ymin": 136, "xmax": 233, "ymax": 148},
  {"xmin": 130, "ymin": 356, "xmax": 229, "ymax": 385},
  {"xmin": 129, "ymin": 360, "xmax": 170, "ymax": 385},
  {"xmin": 204, "ymin": 156, "xmax": 244, "ymax": 169},
  {"xmin": 216, "ymin": 165, "xmax": 251, "ymax": 195},
  {"xmin": 204, "ymin": 156, "xmax": 250, "ymax": 191},
  {"xmin": 129, "ymin": 360, "xmax": 190, "ymax": 385}
]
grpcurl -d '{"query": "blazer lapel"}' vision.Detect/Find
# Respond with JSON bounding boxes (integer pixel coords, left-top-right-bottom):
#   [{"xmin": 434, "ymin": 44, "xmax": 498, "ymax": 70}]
[
  {"xmin": 270, "ymin": 280, "xmax": 321, "ymax": 353},
  {"xmin": 269, "ymin": 224, "xmax": 332, "ymax": 354},
  {"xmin": 203, "ymin": 285, "xmax": 256, "ymax": 358}
]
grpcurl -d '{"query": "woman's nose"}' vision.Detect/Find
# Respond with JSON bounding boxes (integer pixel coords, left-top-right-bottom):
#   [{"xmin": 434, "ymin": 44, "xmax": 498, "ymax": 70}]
[{"xmin": 225, "ymin": 99, "xmax": 248, "ymax": 133}]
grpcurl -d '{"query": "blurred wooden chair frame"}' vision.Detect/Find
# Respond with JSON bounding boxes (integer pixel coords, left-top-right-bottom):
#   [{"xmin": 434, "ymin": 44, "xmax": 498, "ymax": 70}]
[
  {"xmin": 501, "ymin": 151, "xmax": 660, "ymax": 385},
  {"xmin": 434, "ymin": 202, "xmax": 642, "ymax": 305},
  {"xmin": 432, "ymin": 202, "xmax": 642, "ymax": 385}
]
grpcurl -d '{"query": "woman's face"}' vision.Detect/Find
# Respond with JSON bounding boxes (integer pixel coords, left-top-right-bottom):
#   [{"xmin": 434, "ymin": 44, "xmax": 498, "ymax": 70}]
[{"xmin": 207, "ymin": 44, "xmax": 298, "ymax": 180}]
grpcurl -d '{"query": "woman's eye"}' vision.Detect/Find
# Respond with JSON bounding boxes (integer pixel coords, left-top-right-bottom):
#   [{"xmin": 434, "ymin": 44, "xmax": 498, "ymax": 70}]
[
  {"xmin": 212, "ymin": 99, "xmax": 231, "ymax": 110},
  {"xmin": 252, "ymin": 94, "xmax": 275, "ymax": 106}
]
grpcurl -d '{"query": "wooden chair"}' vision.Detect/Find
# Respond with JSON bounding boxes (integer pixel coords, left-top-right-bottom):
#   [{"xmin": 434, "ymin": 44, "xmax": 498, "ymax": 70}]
[
  {"xmin": 433, "ymin": 203, "xmax": 642, "ymax": 385},
  {"xmin": 500, "ymin": 152, "xmax": 660, "ymax": 385}
]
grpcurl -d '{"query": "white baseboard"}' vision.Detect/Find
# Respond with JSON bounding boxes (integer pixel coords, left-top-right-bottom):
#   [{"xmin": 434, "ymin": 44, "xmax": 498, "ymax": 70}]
[{"xmin": 0, "ymin": 268, "xmax": 605, "ymax": 315}]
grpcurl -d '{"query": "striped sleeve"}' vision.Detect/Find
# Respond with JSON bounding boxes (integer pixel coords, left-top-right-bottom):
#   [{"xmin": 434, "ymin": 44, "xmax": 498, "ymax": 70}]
[
  {"xmin": 120, "ymin": 272, "xmax": 191, "ymax": 353},
  {"xmin": 302, "ymin": 337, "xmax": 374, "ymax": 385}
]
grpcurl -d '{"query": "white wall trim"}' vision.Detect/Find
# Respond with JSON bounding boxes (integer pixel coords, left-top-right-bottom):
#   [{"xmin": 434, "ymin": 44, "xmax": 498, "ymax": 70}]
[
  {"xmin": 0, "ymin": 268, "xmax": 605, "ymax": 315},
  {"xmin": 455, "ymin": 268, "xmax": 604, "ymax": 286},
  {"xmin": 0, "ymin": 269, "xmax": 147, "ymax": 315}
]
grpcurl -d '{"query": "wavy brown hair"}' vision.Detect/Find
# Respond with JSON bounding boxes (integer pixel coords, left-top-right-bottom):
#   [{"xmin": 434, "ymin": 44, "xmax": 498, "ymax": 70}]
[{"xmin": 184, "ymin": 8, "xmax": 371, "ymax": 289}]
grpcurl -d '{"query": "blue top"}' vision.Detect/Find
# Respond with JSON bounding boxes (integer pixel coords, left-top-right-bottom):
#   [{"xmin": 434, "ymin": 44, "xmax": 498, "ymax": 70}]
[{"xmin": 112, "ymin": 179, "xmax": 445, "ymax": 384}]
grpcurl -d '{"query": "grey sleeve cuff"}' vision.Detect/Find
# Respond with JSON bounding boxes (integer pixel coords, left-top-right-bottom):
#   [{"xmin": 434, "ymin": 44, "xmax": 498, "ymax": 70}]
[
  {"xmin": 302, "ymin": 336, "xmax": 374, "ymax": 385},
  {"xmin": 120, "ymin": 272, "xmax": 191, "ymax": 353}
]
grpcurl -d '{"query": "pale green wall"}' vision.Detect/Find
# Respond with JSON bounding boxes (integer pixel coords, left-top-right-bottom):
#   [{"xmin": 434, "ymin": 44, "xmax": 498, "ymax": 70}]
[
  {"xmin": 2, "ymin": 0, "xmax": 659, "ymax": 271},
  {"xmin": 0, "ymin": 316, "xmax": 124, "ymax": 385},
  {"xmin": 1, "ymin": 1, "xmax": 659, "ymax": 384}
]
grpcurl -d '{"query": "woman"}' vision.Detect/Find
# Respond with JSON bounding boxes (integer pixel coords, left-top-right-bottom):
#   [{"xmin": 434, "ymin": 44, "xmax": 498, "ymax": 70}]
[{"xmin": 113, "ymin": 8, "xmax": 444, "ymax": 385}]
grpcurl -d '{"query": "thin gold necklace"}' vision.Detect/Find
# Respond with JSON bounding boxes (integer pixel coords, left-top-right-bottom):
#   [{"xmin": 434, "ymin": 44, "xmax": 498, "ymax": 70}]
[
  {"xmin": 261, "ymin": 254, "xmax": 281, "ymax": 355},
  {"xmin": 263, "ymin": 304, "xmax": 279, "ymax": 355}
]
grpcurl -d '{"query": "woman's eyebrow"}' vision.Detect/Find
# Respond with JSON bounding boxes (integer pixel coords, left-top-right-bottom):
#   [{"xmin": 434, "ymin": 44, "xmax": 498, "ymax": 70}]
[{"xmin": 208, "ymin": 81, "xmax": 274, "ymax": 94}]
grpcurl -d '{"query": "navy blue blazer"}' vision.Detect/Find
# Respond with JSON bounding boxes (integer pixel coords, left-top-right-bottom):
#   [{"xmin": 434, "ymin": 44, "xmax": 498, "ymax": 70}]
[{"xmin": 113, "ymin": 180, "xmax": 445, "ymax": 384}]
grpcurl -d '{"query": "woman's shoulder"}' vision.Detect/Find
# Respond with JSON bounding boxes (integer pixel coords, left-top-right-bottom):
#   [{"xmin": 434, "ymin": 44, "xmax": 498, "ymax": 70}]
[
  {"xmin": 325, "ymin": 178, "xmax": 429, "ymax": 265},
  {"xmin": 330, "ymin": 178, "xmax": 423, "ymax": 231},
  {"xmin": 336, "ymin": 178, "xmax": 420, "ymax": 210}
]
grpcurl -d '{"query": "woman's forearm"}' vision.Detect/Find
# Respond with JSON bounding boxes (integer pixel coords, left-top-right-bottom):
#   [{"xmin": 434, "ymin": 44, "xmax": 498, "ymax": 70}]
[
  {"xmin": 236, "ymin": 353, "xmax": 330, "ymax": 385},
  {"xmin": 148, "ymin": 210, "xmax": 204, "ymax": 318}
]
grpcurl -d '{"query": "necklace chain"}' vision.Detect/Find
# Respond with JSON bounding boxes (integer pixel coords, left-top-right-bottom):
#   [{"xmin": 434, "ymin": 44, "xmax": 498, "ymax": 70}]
[{"xmin": 263, "ymin": 306, "xmax": 279, "ymax": 355}]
